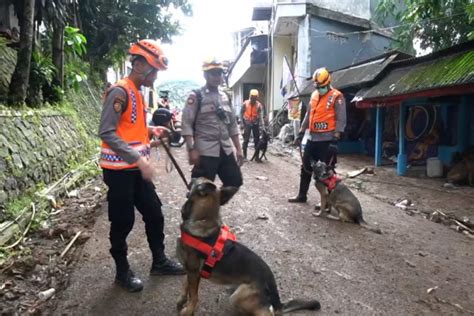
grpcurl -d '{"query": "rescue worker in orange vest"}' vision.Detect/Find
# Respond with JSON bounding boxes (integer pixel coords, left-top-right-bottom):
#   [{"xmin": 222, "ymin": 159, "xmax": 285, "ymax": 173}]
[
  {"xmin": 288, "ymin": 67, "xmax": 347, "ymax": 203},
  {"xmin": 99, "ymin": 39, "xmax": 184, "ymax": 293},
  {"xmin": 240, "ymin": 89, "xmax": 264, "ymax": 160}
]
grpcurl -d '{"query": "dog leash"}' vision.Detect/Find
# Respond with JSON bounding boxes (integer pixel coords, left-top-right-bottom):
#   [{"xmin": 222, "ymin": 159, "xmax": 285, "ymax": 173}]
[
  {"xmin": 298, "ymin": 142, "xmax": 336, "ymax": 174},
  {"xmin": 298, "ymin": 143, "xmax": 313, "ymax": 175},
  {"xmin": 159, "ymin": 136, "xmax": 191, "ymax": 189}
]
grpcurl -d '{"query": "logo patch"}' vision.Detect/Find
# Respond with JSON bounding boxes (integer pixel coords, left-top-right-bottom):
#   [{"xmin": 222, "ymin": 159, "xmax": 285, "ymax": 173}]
[
  {"xmin": 187, "ymin": 96, "xmax": 196, "ymax": 105},
  {"xmin": 113, "ymin": 102, "xmax": 122, "ymax": 113}
]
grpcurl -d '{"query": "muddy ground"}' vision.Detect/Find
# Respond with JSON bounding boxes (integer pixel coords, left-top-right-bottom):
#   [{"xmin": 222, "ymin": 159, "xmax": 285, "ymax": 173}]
[{"xmin": 1, "ymin": 143, "xmax": 473, "ymax": 315}]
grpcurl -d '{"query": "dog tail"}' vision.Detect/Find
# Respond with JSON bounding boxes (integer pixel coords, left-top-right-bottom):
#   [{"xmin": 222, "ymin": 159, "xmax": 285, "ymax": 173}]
[
  {"xmin": 280, "ymin": 299, "xmax": 321, "ymax": 314},
  {"xmin": 359, "ymin": 219, "xmax": 382, "ymax": 234}
]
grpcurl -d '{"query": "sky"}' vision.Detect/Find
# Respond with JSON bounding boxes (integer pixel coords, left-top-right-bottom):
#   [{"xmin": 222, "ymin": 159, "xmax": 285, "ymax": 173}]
[{"xmin": 156, "ymin": 0, "xmax": 259, "ymax": 86}]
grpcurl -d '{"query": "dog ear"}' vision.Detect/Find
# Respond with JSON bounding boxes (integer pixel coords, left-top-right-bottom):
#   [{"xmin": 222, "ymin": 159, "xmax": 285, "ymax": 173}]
[
  {"xmin": 219, "ymin": 186, "xmax": 238, "ymax": 205},
  {"xmin": 181, "ymin": 199, "xmax": 192, "ymax": 221}
]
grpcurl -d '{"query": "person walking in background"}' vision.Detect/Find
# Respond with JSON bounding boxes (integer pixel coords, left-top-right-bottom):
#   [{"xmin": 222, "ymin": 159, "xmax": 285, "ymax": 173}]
[{"xmin": 241, "ymin": 89, "xmax": 264, "ymax": 161}]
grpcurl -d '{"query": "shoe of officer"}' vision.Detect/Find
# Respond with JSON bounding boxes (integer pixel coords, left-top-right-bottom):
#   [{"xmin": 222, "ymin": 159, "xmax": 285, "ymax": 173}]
[
  {"xmin": 150, "ymin": 257, "xmax": 185, "ymax": 276},
  {"xmin": 288, "ymin": 195, "xmax": 307, "ymax": 203},
  {"xmin": 115, "ymin": 269, "xmax": 143, "ymax": 292}
]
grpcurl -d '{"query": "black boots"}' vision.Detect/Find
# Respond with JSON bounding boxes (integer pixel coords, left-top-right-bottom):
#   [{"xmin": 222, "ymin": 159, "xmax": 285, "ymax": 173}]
[
  {"xmin": 115, "ymin": 269, "xmax": 144, "ymax": 292},
  {"xmin": 288, "ymin": 195, "xmax": 308, "ymax": 203},
  {"xmin": 288, "ymin": 173, "xmax": 311, "ymax": 203},
  {"xmin": 114, "ymin": 257, "xmax": 184, "ymax": 292},
  {"xmin": 150, "ymin": 257, "xmax": 185, "ymax": 276},
  {"xmin": 112, "ymin": 250, "xmax": 144, "ymax": 292}
]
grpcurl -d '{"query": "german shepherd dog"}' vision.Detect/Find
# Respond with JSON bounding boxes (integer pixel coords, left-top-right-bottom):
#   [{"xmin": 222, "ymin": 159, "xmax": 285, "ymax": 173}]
[
  {"xmin": 447, "ymin": 148, "xmax": 474, "ymax": 186},
  {"xmin": 311, "ymin": 161, "xmax": 382, "ymax": 234},
  {"xmin": 176, "ymin": 178, "xmax": 321, "ymax": 316},
  {"xmin": 251, "ymin": 129, "xmax": 270, "ymax": 163}
]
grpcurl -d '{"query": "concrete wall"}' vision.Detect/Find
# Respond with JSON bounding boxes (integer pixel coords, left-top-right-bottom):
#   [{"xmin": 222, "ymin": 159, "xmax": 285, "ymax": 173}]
[
  {"xmin": 271, "ymin": 36, "xmax": 293, "ymax": 112},
  {"xmin": 309, "ymin": 16, "xmax": 391, "ymax": 71},
  {"xmin": 297, "ymin": 14, "xmax": 312, "ymax": 87},
  {"xmin": 310, "ymin": 0, "xmax": 371, "ymax": 20}
]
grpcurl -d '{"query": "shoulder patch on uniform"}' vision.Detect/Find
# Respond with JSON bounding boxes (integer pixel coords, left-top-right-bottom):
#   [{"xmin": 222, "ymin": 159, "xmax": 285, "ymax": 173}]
[
  {"xmin": 113, "ymin": 101, "xmax": 123, "ymax": 113},
  {"xmin": 186, "ymin": 95, "xmax": 196, "ymax": 105}
]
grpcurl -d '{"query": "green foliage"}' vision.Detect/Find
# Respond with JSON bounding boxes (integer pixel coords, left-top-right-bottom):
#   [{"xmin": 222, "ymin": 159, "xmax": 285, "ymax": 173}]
[
  {"xmin": 64, "ymin": 26, "xmax": 87, "ymax": 58},
  {"xmin": 3, "ymin": 195, "xmax": 33, "ymax": 218},
  {"xmin": 63, "ymin": 27, "xmax": 89, "ymax": 91},
  {"xmin": 376, "ymin": 0, "xmax": 473, "ymax": 53},
  {"xmin": 26, "ymin": 50, "xmax": 58, "ymax": 106},
  {"xmin": 65, "ymin": 60, "xmax": 89, "ymax": 91},
  {"xmin": 78, "ymin": 0, "xmax": 192, "ymax": 73},
  {"xmin": 0, "ymin": 37, "xmax": 7, "ymax": 49},
  {"xmin": 31, "ymin": 50, "xmax": 56, "ymax": 85},
  {"xmin": 468, "ymin": 3, "xmax": 474, "ymax": 40}
]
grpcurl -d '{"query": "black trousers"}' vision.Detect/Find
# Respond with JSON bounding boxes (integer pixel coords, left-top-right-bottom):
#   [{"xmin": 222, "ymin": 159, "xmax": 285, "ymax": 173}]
[
  {"xmin": 298, "ymin": 140, "xmax": 336, "ymax": 197},
  {"xmin": 191, "ymin": 148, "xmax": 243, "ymax": 187},
  {"xmin": 103, "ymin": 169, "xmax": 165, "ymax": 271},
  {"xmin": 242, "ymin": 123, "xmax": 260, "ymax": 157}
]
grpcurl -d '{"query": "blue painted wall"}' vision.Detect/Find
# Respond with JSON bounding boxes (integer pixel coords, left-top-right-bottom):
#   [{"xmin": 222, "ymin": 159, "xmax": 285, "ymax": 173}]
[{"xmin": 309, "ymin": 16, "xmax": 392, "ymax": 71}]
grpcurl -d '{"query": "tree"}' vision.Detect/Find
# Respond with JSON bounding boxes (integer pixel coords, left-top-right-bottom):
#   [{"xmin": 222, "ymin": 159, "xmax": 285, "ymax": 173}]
[
  {"xmin": 8, "ymin": 0, "xmax": 36, "ymax": 105},
  {"xmin": 376, "ymin": 0, "xmax": 473, "ymax": 53},
  {"xmin": 77, "ymin": 0, "xmax": 192, "ymax": 79}
]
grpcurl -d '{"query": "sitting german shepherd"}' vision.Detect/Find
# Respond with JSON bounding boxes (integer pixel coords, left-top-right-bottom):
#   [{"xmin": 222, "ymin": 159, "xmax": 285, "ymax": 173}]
[
  {"xmin": 176, "ymin": 178, "xmax": 321, "ymax": 316},
  {"xmin": 311, "ymin": 161, "xmax": 382, "ymax": 234},
  {"xmin": 250, "ymin": 129, "xmax": 270, "ymax": 163}
]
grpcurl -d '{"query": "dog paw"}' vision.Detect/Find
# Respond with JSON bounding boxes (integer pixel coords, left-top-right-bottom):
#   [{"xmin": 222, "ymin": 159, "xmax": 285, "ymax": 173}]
[
  {"xmin": 176, "ymin": 297, "xmax": 188, "ymax": 311},
  {"xmin": 312, "ymin": 211, "xmax": 322, "ymax": 217},
  {"xmin": 179, "ymin": 306, "xmax": 195, "ymax": 316}
]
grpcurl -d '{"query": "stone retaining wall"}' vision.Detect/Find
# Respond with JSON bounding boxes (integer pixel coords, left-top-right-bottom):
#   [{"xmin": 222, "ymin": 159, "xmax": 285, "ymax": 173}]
[
  {"xmin": 0, "ymin": 87, "xmax": 102, "ymax": 213},
  {"xmin": 0, "ymin": 44, "xmax": 17, "ymax": 101}
]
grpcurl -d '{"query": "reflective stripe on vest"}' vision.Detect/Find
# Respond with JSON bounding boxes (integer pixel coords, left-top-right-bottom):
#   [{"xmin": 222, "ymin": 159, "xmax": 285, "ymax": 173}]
[
  {"xmin": 100, "ymin": 78, "xmax": 150, "ymax": 170},
  {"xmin": 309, "ymin": 89, "xmax": 342, "ymax": 133},
  {"xmin": 243, "ymin": 100, "xmax": 261, "ymax": 122}
]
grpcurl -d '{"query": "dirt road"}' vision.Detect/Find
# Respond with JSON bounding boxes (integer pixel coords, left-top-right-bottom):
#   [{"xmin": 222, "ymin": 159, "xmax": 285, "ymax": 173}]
[{"xmin": 53, "ymin": 147, "xmax": 474, "ymax": 315}]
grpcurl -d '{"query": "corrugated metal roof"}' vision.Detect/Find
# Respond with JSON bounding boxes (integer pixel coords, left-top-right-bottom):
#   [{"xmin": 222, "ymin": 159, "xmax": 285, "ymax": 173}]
[
  {"xmin": 288, "ymin": 51, "xmax": 410, "ymax": 98},
  {"xmin": 331, "ymin": 54, "xmax": 397, "ymax": 90},
  {"xmin": 354, "ymin": 43, "xmax": 474, "ymax": 102}
]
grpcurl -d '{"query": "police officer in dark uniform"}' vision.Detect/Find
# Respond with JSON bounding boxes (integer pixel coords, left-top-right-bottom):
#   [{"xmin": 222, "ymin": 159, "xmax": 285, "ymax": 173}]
[{"xmin": 181, "ymin": 58, "xmax": 243, "ymax": 192}]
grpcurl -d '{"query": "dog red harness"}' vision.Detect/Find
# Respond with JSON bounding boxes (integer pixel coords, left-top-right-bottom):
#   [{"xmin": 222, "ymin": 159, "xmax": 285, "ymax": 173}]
[
  {"xmin": 180, "ymin": 225, "xmax": 236, "ymax": 279},
  {"xmin": 320, "ymin": 174, "xmax": 341, "ymax": 192}
]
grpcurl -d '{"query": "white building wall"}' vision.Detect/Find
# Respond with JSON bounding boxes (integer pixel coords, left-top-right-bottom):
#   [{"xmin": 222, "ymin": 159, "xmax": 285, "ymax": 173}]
[
  {"xmin": 270, "ymin": 37, "xmax": 292, "ymax": 113},
  {"xmin": 297, "ymin": 15, "xmax": 311, "ymax": 90},
  {"xmin": 310, "ymin": 0, "xmax": 371, "ymax": 19}
]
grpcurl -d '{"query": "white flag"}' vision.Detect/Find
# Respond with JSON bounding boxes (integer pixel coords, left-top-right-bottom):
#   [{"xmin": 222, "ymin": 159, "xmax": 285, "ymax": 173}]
[{"xmin": 280, "ymin": 56, "xmax": 293, "ymax": 97}]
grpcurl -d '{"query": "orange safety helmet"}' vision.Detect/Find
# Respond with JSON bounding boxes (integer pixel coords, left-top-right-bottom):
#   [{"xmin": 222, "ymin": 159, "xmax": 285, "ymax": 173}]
[
  {"xmin": 312, "ymin": 67, "xmax": 331, "ymax": 87},
  {"xmin": 129, "ymin": 39, "xmax": 168, "ymax": 71},
  {"xmin": 202, "ymin": 57, "xmax": 224, "ymax": 72},
  {"xmin": 249, "ymin": 89, "xmax": 259, "ymax": 97}
]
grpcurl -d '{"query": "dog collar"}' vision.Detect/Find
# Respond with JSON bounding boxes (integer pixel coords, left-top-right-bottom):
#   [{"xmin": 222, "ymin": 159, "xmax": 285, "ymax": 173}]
[
  {"xmin": 180, "ymin": 225, "xmax": 236, "ymax": 279},
  {"xmin": 320, "ymin": 174, "xmax": 341, "ymax": 192}
]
